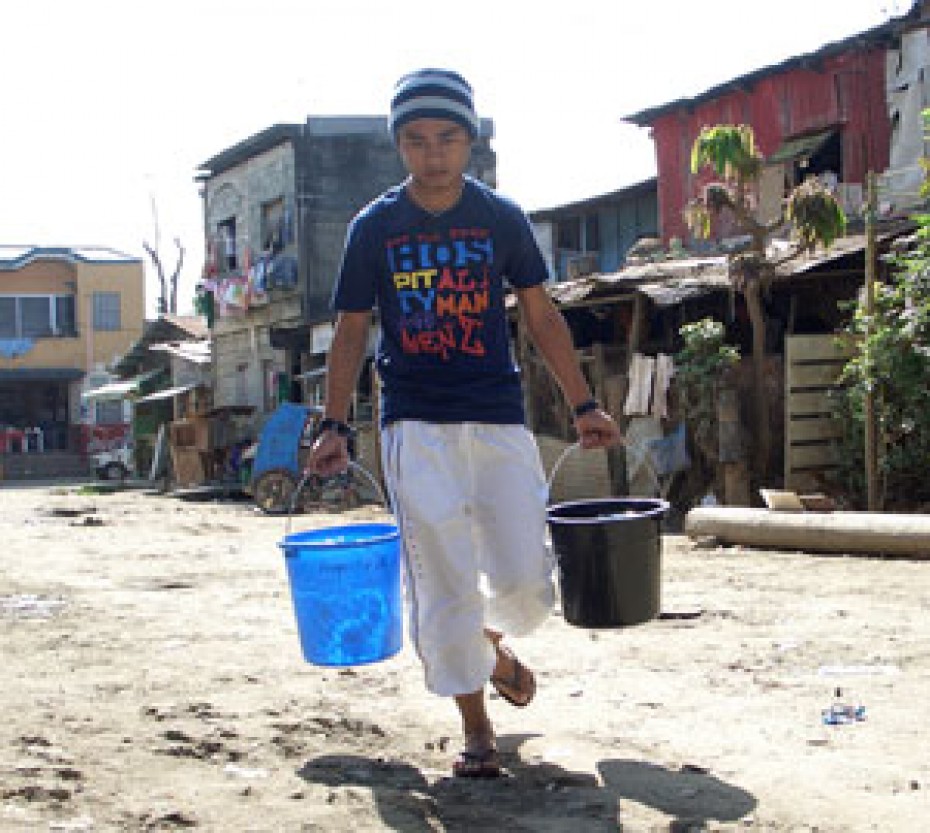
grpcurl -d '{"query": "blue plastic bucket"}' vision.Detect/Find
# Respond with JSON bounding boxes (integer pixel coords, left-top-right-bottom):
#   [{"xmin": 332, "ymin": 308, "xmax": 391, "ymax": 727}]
[{"xmin": 279, "ymin": 523, "xmax": 402, "ymax": 667}]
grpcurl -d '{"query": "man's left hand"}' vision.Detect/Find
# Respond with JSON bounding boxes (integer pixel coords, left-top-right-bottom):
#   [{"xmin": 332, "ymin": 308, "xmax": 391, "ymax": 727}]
[{"xmin": 574, "ymin": 409, "xmax": 624, "ymax": 449}]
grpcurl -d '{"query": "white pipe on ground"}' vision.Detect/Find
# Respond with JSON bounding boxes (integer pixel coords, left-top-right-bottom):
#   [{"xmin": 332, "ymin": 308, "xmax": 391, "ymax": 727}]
[{"xmin": 684, "ymin": 507, "xmax": 930, "ymax": 558}]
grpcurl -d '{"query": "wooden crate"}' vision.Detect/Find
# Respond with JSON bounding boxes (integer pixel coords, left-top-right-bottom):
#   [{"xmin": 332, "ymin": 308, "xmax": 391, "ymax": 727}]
[{"xmin": 784, "ymin": 334, "xmax": 855, "ymax": 492}]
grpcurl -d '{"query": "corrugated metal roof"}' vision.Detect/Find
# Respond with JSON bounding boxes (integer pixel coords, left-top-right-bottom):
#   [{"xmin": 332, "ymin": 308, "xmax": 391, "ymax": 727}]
[
  {"xmin": 767, "ymin": 128, "xmax": 837, "ymax": 165},
  {"xmin": 157, "ymin": 315, "xmax": 210, "ymax": 339},
  {"xmin": 533, "ymin": 225, "xmax": 912, "ymax": 310},
  {"xmin": 624, "ymin": 12, "xmax": 909, "ymax": 126},
  {"xmin": 148, "ymin": 340, "xmax": 212, "ymax": 365},
  {"xmin": 114, "ymin": 315, "xmax": 209, "ymax": 374},
  {"xmin": 541, "ymin": 254, "xmax": 732, "ymax": 308},
  {"xmin": 135, "ymin": 383, "xmax": 203, "ymax": 405},
  {"xmin": 81, "ymin": 368, "xmax": 165, "ymax": 402}
]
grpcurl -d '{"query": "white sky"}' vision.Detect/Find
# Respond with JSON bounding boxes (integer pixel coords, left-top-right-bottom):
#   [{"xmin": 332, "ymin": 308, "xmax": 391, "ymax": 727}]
[{"xmin": 0, "ymin": 0, "xmax": 908, "ymax": 315}]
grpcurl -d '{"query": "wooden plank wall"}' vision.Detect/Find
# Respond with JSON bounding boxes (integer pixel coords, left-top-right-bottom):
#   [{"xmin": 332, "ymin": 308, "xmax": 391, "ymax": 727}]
[{"xmin": 784, "ymin": 334, "xmax": 855, "ymax": 492}]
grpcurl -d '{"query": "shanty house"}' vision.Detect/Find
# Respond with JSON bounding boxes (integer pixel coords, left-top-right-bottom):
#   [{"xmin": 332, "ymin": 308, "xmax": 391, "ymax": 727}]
[{"xmin": 624, "ymin": 16, "xmax": 904, "ymax": 243}]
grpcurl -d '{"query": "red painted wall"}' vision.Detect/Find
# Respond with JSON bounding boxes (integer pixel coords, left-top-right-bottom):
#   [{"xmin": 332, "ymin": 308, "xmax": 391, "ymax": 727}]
[{"xmin": 648, "ymin": 48, "xmax": 891, "ymax": 243}]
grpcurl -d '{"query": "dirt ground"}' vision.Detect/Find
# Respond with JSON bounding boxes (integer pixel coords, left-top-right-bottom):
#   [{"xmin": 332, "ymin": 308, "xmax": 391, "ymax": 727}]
[{"xmin": 1, "ymin": 482, "xmax": 927, "ymax": 832}]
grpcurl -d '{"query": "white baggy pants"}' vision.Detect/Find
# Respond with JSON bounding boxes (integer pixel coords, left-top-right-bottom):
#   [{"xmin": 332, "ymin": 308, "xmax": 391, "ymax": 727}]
[{"xmin": 380, "ymin": 421, "xmax": 555, "ymax": 696}]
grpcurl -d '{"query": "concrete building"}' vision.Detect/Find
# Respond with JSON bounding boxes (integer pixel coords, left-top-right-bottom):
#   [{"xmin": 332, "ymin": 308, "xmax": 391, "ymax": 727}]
[
  {"xmin": 0, "ymin": 245, "xmax": 144, "ymax": 476},
  {"xmin": 195, "ymin": 116, "xmax": 495, "ymax": 422}
]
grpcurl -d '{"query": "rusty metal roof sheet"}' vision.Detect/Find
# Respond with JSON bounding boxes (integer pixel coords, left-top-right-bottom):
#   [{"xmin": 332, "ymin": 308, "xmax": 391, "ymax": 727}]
[
  {"xmin": 540, "ymin": 255, "xmax": 731, "ymax": 308},
  {"xmin": 534, "ymin": 224, "xmax": 914, "ymax": 310}
]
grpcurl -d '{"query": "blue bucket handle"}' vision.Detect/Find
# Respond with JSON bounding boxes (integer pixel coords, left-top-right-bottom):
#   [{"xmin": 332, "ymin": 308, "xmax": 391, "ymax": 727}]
[{"xmin": 285, "ymin": 461, "xmax": 391, "ymax": 537}]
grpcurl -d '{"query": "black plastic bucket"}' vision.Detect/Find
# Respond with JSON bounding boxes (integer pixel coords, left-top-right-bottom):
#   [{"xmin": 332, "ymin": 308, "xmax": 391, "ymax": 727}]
[{"xmin": 547, "ymin": 497, "xmax": 668, "ymax": 628}]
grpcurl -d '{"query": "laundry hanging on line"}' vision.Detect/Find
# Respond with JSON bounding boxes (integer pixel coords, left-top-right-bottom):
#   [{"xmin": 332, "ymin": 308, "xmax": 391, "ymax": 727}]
[{"xmin": 623, "ymin": 352, "xmax": 675, "ymax": 417}]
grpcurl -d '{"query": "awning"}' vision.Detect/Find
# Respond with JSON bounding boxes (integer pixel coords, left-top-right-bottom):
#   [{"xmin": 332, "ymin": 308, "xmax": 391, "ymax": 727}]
[
  {"xmin": 0, "ymin": 367, "xmax": 84, "ymax": 383},
  {"xmin": 81, "ymin": 379, "xmax": 139, "ymax": 401},
  {"xmin": 134, "ymin": 382, "xmax": 203, "ymax": 405},
  {"xmin": 81, "ymin": 368, "xmax": 165, "ymax": 402},
  {"xmin": 767, "ymin": 128, "xmax": 835, "ymax": 165},
  {"xmin": 148, "ymin": 341, "xmax": 212, "ymax": 365},
  {"xmin": 296, "ymin": 367, "xmax": 328, "ymax": 381},
  {"xmin": 637, "ymin": 276, "xmax": 731, "ymax": 307}
]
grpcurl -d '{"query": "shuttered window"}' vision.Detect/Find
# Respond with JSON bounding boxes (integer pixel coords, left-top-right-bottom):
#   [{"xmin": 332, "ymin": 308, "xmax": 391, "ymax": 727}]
[{"xmin": 93, "ymin": 292, "xmax": 121, "ymax": 331}]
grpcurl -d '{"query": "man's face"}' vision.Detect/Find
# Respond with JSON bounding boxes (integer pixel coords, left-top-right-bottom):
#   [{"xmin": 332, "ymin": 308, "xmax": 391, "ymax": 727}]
[{"xmin": 396, "ymin": 119, "xmax": 472, "ymax": 193}]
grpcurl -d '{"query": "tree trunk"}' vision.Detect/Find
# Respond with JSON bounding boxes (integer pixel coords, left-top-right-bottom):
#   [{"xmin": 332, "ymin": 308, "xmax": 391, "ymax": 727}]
[
  {"xmin": 143, "ymin": 241, "xmax": 168, "ymax": 315},
  {"xmin": 744, "ymin": 280, "xmax": 770, "ymax": 476},
  {"xmin": 169, "ymin": 238, "xmax": 185, "ymax": 314}
]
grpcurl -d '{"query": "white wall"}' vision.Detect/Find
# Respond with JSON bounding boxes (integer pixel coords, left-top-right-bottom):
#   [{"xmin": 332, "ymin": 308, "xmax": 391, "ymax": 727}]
[{"xmin": 885, "ymin": 26, "xmax": 930, "ymax": 209}]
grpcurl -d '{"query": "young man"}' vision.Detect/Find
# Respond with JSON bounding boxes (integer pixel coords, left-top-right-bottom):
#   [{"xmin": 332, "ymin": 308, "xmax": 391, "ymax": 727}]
[{"xmin": 308, "ymin": 68, "xmax": 622, "ymax": 778}]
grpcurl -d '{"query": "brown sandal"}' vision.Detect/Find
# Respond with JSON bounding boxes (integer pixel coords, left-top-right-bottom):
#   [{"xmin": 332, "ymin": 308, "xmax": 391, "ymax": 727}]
[
  {"xmin": 490, "ymin": 647, "xmax": 536, "ymax": 708},
  {"xmin": 453, "ymin": 724, "xmax": 501, "ymax": 779},
  {"xmin": 452, "ymin": 746, "xmax": 502, "ymax": 778}
]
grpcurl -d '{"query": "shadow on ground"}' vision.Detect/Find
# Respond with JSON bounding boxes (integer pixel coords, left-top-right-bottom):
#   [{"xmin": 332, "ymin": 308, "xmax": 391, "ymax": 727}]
[{"xmin": 297, "ymin": 734, "xmax": 756, "ymax": 832}]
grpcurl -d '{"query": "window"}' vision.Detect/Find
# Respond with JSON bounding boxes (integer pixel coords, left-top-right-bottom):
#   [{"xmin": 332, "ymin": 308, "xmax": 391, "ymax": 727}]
[
  {"xmin": 21, "ymin": 296, "xmax": 52, "ymax": 337},
  {"xmin": 0, "ymin": 297, "xmax": 14, "ymax": 338},
  {"xmin": 584, "ymin": 214, "xmax": 600, "ymax": 252},
  {"xmin": 557, "ymin": 216, "xmax": 581, "ymax": 251},
  {"xmin": 261, "ymin": 198, "xmax": 285, "ymax": 254},
  {"xmin": 0, "ymin": 295, "xmax": 75, "ymax": 338},
  {"xmin": 55, "ymin": 296, "xmax": 76, "ymax": 336},
  {"xmin": 218, "ymin": 217, "xmax": 237, "ymax": 271},
  {"xmin": 93, "ymin": 292, "xmax": 121, "ymax": 331},
  {"xmin": 96, "ymin": 399, "xmax": 124, "ymax": 425}
]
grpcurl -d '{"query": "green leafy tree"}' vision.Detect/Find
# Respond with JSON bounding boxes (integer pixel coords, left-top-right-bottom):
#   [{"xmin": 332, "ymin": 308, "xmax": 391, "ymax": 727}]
[
  {"xmin": 685, "ymin": 124, "xmax": 847, "ymax": 475},
  {"xmin": 832, "ymin": 214, "xmax": 930, "ymax": 508},
  {"xmin": 675, "ymin": 318, "xmax": 741, "ymax": 464}
]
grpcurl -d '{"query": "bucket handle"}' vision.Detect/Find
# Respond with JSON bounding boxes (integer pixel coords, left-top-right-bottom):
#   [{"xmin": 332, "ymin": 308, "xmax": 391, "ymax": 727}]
[
  {"xmin": 285, "ymin": 460, "xmax": 390, "ymax": 537},
  {"xmin": 546, "ymin": 440, "xmax": 661, "ymax": 503}
]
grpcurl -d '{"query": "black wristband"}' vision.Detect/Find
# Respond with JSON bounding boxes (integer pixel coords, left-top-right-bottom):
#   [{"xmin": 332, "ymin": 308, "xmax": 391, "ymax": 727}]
[
  {"xmin": 572, "ymin": 398, "xmax": 599, "ymax": 418},
  {"xmin": 317, "ymin": 417, "xmax": 353, "ymax": 438}
]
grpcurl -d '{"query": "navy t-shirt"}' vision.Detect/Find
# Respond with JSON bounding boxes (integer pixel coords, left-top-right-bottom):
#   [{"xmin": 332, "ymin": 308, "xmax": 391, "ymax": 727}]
[{"xmin": 333, "ymin": 176, "xmax": 548, "ymax": 426}]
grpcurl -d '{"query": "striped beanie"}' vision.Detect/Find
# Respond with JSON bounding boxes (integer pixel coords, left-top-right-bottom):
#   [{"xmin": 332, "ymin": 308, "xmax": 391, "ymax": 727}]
[{"xmin": 389, "ymin": 68, "xmax": 479, "ymax": 140}]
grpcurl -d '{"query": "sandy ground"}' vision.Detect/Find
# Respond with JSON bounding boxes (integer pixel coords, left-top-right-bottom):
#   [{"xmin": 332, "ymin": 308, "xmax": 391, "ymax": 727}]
[{"xmin": 1, "ymin": 482, "xmax": 928, "ymax": 833}]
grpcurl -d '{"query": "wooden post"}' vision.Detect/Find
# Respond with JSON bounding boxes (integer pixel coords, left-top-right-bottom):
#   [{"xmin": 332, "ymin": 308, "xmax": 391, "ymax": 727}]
[
  {"xmin": 744, "ymin": 279, "xmax": 770, "ymax": 476},
  {"xmin": 718, "ymin": 386, "xmax": 750, "ymax": 506},
  {"xmin": 627, "ymin": 294, "xmax": 647, "ymax": 367},
  {"xmin": 593, "ymin": 342, "xmax": 627, "ymax": 494},
  {"xmin": 864, "ymin": 172, "xmax": 879, "ymax": 511}
]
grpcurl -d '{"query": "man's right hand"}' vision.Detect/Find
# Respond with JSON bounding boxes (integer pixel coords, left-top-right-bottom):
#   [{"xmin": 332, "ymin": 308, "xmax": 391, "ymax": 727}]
[{"xmin": 307, "ymin": 430, "xmax": 349, "ymax": 477}]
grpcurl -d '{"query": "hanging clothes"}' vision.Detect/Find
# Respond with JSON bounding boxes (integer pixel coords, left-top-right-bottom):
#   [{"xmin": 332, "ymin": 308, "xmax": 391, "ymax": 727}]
[
  {"xmin": 651, "ymin": 353, "xmax": 675, "ymax": 419},
  {"xmin": 624, "ymin": 353, "xmax": 655, "ymax": 416},
  {"xmin": 647, "ymin": 421, "xmax": 691, "ymax": 477}
]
